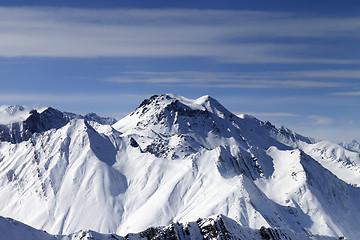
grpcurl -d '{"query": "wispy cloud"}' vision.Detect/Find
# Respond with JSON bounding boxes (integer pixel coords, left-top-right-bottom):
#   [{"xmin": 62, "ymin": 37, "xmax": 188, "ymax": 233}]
[
  {"xmin": 104, "ymin": 71, "xmax": 345, "ymax": 88},
  {"xmin": 0, "ymin": 7, "xmax": 359, "ymax": 63},
  {"xmin": 331, "ymin": 91, "xmax": 360, "ymax": 96},
  {"xmin": 242, "ymin": 112, "xmax": 299, "ymax": 117},
  {"xmin": 0, "ymin": 93, "xmax": 151, "ymax": 103},
  {"xmin": 197, "ymin": 80, "xmax": 341, "ymax": 88},
  {"xmin": 235, "ymin": 112, "xmax": 299, "ymax": 119},
  {"xmin": 307, "ymin": 115, "xmax": 334, "ymax": 125},
  {"xmin": 286, "ymin": 70, "xmax": 360, "ymax": 78}
]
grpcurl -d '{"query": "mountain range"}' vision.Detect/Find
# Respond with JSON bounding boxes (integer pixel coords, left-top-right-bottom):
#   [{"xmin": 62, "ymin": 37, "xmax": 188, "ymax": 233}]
[
  {"xmin": 0, "ymin": 94, "xmax": 359, "ymax": 239},
  {"xmin": 340, "ymin": 140, "xmax": 360, "ymax": 153}
]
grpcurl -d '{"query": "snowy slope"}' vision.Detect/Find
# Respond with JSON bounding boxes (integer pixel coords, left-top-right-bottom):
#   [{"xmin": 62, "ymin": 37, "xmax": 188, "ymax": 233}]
[
  {"xmin": 0, "ymin": 216, "xmax": 54, "ymax": 240},
  {"xmin": 0, "ymin": 94, "xmax": 358, "ymax": 239},
  {"xmin": 0, "ymin": 215, "xmax": 337, "ymax": 240},
  {"xmin": 299, "ymin": 140, "xmax": 360, "ymax": 186}
]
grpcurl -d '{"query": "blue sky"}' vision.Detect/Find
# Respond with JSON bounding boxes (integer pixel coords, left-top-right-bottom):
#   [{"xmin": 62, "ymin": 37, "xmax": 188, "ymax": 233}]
[{"xmin": 0, "ymin": 0, "xmax": 359, "ymax": 143}]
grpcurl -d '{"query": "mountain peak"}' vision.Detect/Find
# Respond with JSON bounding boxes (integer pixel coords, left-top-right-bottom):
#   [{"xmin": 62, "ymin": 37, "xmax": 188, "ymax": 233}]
[
  {"xmin": 137, "ymin": 94, "xmax": 187, "ymax": 109},
  {"xmin": 130, "ymin": 94, "xmax": 231, "ymax": 121},
  {"xmin": 0, "ymin": 105, "xmax": 31, "ymax": 125},
  {"xmin": 194, "ymin": 94, "xmax": 218, "ymax": 104},
  {"xmin": 2, "ymin": 105, "xmax": 26, "ymax": 115}
]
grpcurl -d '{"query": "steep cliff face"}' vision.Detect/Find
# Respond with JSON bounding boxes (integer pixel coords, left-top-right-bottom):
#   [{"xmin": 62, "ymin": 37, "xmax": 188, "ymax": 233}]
[{"xmin": 0, "ymin": 95, "xmax": 358, "ymax": 239}]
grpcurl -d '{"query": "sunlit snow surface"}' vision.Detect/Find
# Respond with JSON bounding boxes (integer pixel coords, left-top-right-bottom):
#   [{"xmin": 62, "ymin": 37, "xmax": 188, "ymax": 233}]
[{"xmin": 0, "ymin": 94, "xmax": 358, "ymax": 239}]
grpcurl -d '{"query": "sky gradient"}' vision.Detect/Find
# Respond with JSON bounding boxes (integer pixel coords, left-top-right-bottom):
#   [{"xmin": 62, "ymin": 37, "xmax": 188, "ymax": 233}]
[{"xmin": 0, "ymin": 0, "xmax": 359, "ymax": 143}]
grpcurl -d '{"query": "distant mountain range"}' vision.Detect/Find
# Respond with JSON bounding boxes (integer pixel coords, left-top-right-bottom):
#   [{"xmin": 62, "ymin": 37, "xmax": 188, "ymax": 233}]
[
  {"xmin": 0, "ymin": 95, "xmax": 358, "ymax": 239},
  {"xmin": 340, "ymin": 140, "xmax": 360, "ymax": 153}
]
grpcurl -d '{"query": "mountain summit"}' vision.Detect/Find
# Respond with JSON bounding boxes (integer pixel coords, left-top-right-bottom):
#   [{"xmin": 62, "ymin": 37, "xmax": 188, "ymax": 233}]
[{"xmin": 0, "ymin": 94, "xmax": 359, "ymax": 239}]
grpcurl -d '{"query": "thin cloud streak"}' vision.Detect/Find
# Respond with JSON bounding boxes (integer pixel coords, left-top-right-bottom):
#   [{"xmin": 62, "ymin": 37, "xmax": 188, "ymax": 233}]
[
  {"xmin": 105, "ymin": 71, "xmax": 344, "ymax": 88},
  {"xmin": 288, "ymin": 70, "xmax": 360, "ymax": 78},
  {"xmin": 112, "ymin": 70, "xmax": 360, "ymax": 80},
  {"xmin": 331, "ymin": 91, "xmax": 360, "ymax": 96},
  {"xmin": 308, "ymin": 115, "xmax": 334, "ymax": 125},
  {"xmin": 0, "ymin": 93, "xmax": 151, "ymax": 103},
  {"xmin": 218, "ymin": 95, "xmax": 357, "ymax": 107},
  {"xmin": 194, "ymin": 80, "xmax": 341, "ymax": 88},
  {"xmin": 0, "ymin": 7, "xmax": 359, "ymax": 63},
  {"xmin": 240, "ymin": 112, "xmax": 299, "ymax": 117},
  {"xmin": 118, "ymin": 70, "xmax": 360, "ymax": 79}
]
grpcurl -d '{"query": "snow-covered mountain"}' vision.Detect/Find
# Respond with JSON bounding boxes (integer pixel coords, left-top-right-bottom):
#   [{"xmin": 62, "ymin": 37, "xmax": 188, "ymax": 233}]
[
  {"xmin": 0, "ymin": 105, "xmax": 37, "ymax": 125},
  {"xmin": 0, "ymin": 94, "xmax": 358, "ymax": 239},
  {"xmin": 0, "ymin": 105, "xmax": 117, "ymax": 126},
  {"xmin": 340, "ymin": 140, "xmax": 360, "ymax": 153},
  {"xmin": 0, "ymin": 106, "xmax": 117, "ymax": 143}
]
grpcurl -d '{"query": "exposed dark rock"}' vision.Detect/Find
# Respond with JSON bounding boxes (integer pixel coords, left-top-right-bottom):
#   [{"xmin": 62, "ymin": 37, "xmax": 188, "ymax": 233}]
[
  {"xmin": 130, "ymin": 137, "xmax": 139, "ymax": 148},
  {"xmin": 0, "ymin": 108, "xmax": 70, "ymax": 143}
]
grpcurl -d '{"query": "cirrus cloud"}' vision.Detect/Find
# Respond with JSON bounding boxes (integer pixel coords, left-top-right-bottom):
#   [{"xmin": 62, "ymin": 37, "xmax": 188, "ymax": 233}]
[
  {"xmin": 0, "ymin": 7, "xmax": 359, "ymax": 63},
  {"xmin": 104, "ymin": 71, "xmax": 346, "ymax": 88}
]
